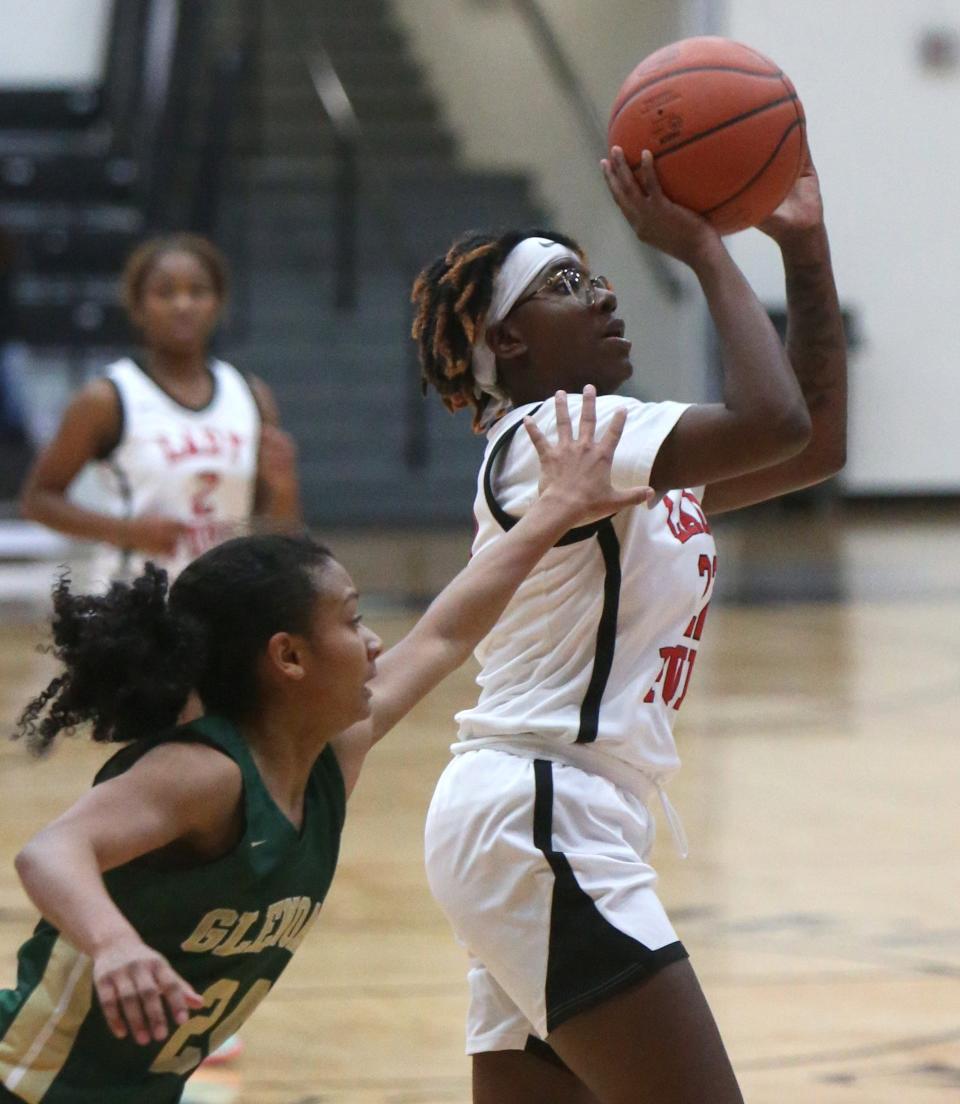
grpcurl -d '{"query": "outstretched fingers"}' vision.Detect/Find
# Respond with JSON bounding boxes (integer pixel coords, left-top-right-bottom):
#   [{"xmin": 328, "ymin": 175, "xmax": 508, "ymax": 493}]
[
  {"xmin": 576, "ymin": 384, "xmax": 597, "ymax": 443},
  {"xmin": 523, "ymin": 416, "xmax": 550, "ymax": 464},
  {"xmin": 554, "ymin": 389, "xmax": 572, "ymax": 442},
  {"xmin": 522, "ymin": 386, "xmax": 654, "ymax": 524},
  {"xmin": 599, "ymin": 405, "xmax": 628, "ymax": 455}
]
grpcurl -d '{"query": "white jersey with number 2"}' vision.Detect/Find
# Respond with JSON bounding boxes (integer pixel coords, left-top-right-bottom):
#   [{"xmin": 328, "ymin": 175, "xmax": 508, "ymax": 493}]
[
  {"xmin": 454, "ymin": 394, "xmax": 718, "ymax": 812},
  {"xmin": 89, "ymin": 356, "xmax": 261, "ymax": 585}
]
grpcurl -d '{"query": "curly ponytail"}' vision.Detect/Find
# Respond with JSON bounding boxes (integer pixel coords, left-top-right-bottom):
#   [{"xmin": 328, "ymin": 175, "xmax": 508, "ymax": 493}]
[
  {"xmin": 16, "ymin": 565, "xmax": 201, "ymax": 755},
  {"xmin": 15, "ymin": 533, "xmax": 333, "ymax": 756},
  {"xmin": 411, "ymin": 227, "xmax": 584, "ymax": 432}
]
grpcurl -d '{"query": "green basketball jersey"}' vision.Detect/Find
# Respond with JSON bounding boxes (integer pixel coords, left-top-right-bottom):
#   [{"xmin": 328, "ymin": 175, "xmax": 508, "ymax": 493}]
[{"xmin": 0, "ymin": 715, "xmax": 346, "ymax": 1103}]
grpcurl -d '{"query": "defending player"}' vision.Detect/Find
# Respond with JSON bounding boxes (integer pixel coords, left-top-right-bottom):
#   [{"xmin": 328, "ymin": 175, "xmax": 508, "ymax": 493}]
[{"xmin": 0, "ymin": 388, "xmax": 648, "ymax": 1103}]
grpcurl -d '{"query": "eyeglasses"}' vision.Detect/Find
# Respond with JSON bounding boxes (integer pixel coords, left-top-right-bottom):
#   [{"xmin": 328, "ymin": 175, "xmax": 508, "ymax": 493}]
[{"xmin": 513, "ymin": 266, "xmax": 613, "ymax": 312}]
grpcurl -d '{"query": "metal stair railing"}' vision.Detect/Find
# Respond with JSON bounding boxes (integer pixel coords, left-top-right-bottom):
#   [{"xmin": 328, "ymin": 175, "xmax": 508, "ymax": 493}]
[{"xmin": 305, "ymin": 46, "xmax": 429, "ymax": 470}]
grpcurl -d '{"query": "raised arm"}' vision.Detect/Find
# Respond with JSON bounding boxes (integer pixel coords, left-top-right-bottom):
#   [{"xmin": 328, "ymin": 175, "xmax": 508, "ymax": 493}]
[
  {"xmin": 330, "ymin": 387, "xmax": 651, "ymax": 794},
  {"xmin": 601, "ymin": 147, "xmax": 813, "ymax": 495},
  {"xmin": 701, "ymin": 152, "xmax": 847, "ymax": 514}
]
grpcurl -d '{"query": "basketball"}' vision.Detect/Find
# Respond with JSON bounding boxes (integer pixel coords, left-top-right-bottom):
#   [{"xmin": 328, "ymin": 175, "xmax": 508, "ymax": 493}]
[{"xmin": 608, "ymin": 37, "xmax": 806, "ymax": 234}]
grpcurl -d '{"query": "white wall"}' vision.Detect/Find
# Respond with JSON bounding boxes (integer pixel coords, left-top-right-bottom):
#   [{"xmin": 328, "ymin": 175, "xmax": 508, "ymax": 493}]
[
  {"xmin": 723, "ymin": 0, "xmax": 960, "ymax": 492},
  {"xmin": 393, "ymin": 0, "xmax": 714, "ymax": 403},
  {"xmin": 0, "ymin": 0, "xmax": 112, "ymax": 87}
]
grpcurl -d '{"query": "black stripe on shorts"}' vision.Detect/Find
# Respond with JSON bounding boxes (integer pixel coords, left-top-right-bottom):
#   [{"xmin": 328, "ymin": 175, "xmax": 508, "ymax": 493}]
[{"xmin": 532, "ymin": 758, "xmax": 688, "ymax": 1034}]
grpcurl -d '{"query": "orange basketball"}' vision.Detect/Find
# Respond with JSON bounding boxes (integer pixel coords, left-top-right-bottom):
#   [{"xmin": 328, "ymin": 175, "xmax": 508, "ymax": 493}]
[{"xmin": 608, "ymin": 37, "xmax": 805, "ymax": 234}]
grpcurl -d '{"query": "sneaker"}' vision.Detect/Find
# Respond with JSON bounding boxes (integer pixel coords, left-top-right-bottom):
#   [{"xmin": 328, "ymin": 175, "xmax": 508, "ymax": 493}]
[{"xmin": 200, "ymin": 1034, "xmax": 244, "ymax": 1067}]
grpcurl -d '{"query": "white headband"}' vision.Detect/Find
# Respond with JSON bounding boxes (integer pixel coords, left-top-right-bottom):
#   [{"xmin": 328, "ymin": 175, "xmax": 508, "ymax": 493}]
[{"xmin": 471, "ymin": 237, "xmax": 580, "ymax": 429}]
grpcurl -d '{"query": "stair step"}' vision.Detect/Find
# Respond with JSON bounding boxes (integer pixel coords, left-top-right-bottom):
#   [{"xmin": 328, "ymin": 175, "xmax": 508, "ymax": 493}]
[
  {"xmin": 0, "ymin": 152, "xmax": 139, "ymax": 202},
  {"xmin": 0, "ymin": 127, "xmax": 111, "ymax": 157},
  {"xmin": 13, "ymin": 301, "xmax": 130, "ymax": 346},
  {"xmin": 212, "ymin": 0, "xmax": 392, "ymax": 24},
  {"xmin": 234, "ymin": 118, "xmax": 455, "ymax": 159},
  {"xmin": 0, "ymin": 88, "xmax": 103, "ymax": 129},
  {"xmin": 259, "ymin": 47, "xmax": 423, "ymax": 86},
  {"xmin": 232, "ymin": 151, "xmax": 454, "ymax": 187},
  {"xmin": 222, "ymin": 337, "xmax": 408, "ymax": 374},
  {"xmin": 0, "ymin": 201, "xmax": 143, "ymax": 230},
  {"xmin": 246, "ymin": 82, "xmax": 439, "ymax": 120},
  {"xmin": 2, "ymin": 203, "xmax": 145, "ymax": 273},
  {"xmin": 256, "ymin": 23, "xmax": 408, "ymax": 53}
]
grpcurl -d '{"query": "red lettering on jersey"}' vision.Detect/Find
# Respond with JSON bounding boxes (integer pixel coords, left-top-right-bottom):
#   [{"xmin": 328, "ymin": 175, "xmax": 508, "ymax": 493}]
[
  {"xmin": 228, "ymin": 431, "xmax": 244, "ymax": 464},
  {"xmin": 644, "ymin": 644, "xmax": 699, "ymax": 709},
  {"xmin": 672, "ymin": 647, "xmax": 697, "ymax": 710},
  {"xmin": 698, "ymin": 553, "xmax": 718, "ymax": 597},
  {"xmin": 645, "ymin": 644, "xmax": 689, "ymax": 705},
  {"xmin": 683, "ymin": 607, "xmax": 708, "ymax": 642},
  {"xmin": 661, "ymin": 491, "xmax": 711, "ymax": 544},
  {"xmin": 683, "ymin": 553, "xmax": 718, "ymax": 642},
  {"xmin": 644, "ymin": 524, "xmax": 716, "ymax": 711},
  {"xmin": 155, "ymin": 429, "xmax": 247, "ymax": 465}
]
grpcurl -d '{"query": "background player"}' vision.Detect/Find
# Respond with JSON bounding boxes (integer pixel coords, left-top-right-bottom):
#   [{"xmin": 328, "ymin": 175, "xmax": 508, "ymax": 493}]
[
  {"xmin": 18, "ymin": 233, "xmax": 300, "ymax": 588},
  {"xmin": 411, "ymin": 145, "xmax": 846, "ymax": 1102}
]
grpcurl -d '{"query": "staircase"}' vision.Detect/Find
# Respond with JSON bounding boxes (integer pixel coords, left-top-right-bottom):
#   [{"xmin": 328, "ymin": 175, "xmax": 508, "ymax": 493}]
[
  {"xmin": 0, "ymin": 0, "xmax": 547, "ymax": 526},
  {"xmin": 209, "ymin": 0, "xmax": 547, "ymax": 525},
  {"xmin": 0, "ymin": 90, "xmax": 142, "ymax": 356}
]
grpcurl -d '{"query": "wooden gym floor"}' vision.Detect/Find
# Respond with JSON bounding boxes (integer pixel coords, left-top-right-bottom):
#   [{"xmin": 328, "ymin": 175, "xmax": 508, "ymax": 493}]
[{"xmin": 0, "ymin": 502, "xmax": 956, "ymax": 1103}]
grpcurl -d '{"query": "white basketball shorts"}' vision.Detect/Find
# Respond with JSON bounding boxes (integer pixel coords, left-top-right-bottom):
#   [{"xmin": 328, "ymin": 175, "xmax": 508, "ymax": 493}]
[{"xmin": 424, "ymin": 748, "xmax": 687, "ymax": 1053}]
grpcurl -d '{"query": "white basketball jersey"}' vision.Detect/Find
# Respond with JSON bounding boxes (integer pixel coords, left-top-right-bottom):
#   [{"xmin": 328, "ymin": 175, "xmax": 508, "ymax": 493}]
[
  {"xmin": 455, "ymin": 395, "xmax": 718, "ymax": 801},
  {"xmin": 89, "ymin": 357, "xmax": 261, "ymax": 584}
]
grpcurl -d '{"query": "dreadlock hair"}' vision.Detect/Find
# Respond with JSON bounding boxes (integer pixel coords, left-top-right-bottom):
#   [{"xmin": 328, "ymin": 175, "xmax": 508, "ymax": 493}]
[
  {"xmin": 411, "ymin": 227, "xmax": 585, "ymax": 432},
  {"xmin": 15, "ymin": 534, "xmax": 332, "ymax": 756}
]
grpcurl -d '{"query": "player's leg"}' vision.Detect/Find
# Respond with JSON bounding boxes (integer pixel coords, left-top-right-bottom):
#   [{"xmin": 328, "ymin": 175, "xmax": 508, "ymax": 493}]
[
  {"xmin": 473, "ymin": 1038, "xmax": 599, "ymax": 1104},
  {"xmin": 546, "ymin": 958, "xmax": 743, "ymax": 1104},
  {"xmin": 463, "ymin": 957, "xmax": 597, "ymax": 1104},
  {"xmin": 426, "ymin": 752, "xmax": 729, "ymax": 1103}
]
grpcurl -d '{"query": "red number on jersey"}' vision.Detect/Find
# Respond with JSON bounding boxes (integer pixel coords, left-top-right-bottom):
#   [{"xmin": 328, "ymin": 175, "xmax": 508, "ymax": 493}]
[{"xmin": 190, "ymin": 471, "xmax": 221, "ymax": 518}]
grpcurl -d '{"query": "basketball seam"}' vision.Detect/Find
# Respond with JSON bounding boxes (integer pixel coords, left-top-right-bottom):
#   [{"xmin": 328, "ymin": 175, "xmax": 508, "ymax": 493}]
[
  {"xmin": 609, "ymin": 65, "xmax": 784, "ymax": 129},
  {"xmin": 642, "ymin": 93, "xmax": 799, "ymax": 162},
  {"xmin": 701, "ymin": 71, "xmax": 805, "ymax": 219},
  {"xmin": 702, "ymin": 117, "xmax": 805, "ymax": 218}
]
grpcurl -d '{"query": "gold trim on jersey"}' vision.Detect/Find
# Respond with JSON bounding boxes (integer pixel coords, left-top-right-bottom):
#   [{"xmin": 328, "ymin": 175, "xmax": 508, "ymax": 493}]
[{"xmin": 0, "ymin": 937, "xmax": 93, "ymax": 1103}]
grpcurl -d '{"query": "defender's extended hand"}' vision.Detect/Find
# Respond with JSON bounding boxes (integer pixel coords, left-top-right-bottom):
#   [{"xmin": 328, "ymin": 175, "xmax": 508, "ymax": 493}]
[{"xmin": 524, "ymin": 384, "xmax": 652, "ymax": 525}]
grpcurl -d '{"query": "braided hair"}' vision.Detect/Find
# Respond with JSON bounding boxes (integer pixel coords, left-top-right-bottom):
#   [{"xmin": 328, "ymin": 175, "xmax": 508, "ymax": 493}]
[
  {"xmin": 15, "ymin": 534, "xmax": 331, "ymax": 755},
  {"xmin": 411, "ymin": 228, "xmax": 584, "ymax": 432}
]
